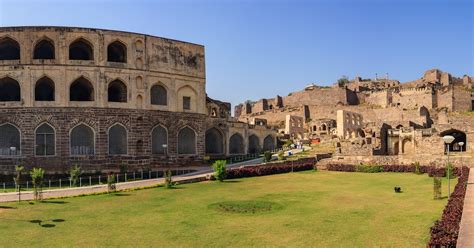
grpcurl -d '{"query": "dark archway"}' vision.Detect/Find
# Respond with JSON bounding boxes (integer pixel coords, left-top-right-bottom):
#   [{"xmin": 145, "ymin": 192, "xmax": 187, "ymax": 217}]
[
  {"xmin": 70, "ymin": 124, "xmax": 94, "ymax": 155},
  {"xmin": 35, "ymin": 76, "xmax": 55, "ymax": 101},
  {"xmin": 178, "ymin": 127, "xmax": 196, "ymax": 154},
  {"xmin": 107, "ymin": 41, "xmax": 127, "ymax": 63},
  {"xmin": 263, "ymin": 135, "xmax": 275, "ymax": 151},
  {"xmin": 0, "ymin": 123, "xmax": 21, "ymax": 155},
  {"xmin": 248, "ymin": 135, "xmax": 261, "ymax": 154},
  {"xmin": 151, "ymin": 125, "xmax": 167, "ymax": 154},
  {"xmin": 108, "ymin": 124, "xmax": 127, "ymax": 155},
  {"xmin": 69, "ymin": 38, "xmax": 93, "ymax": 60},
  {"xmin": 35, "ymin": 123, "xmax": 55, "ymax": 156},
  {"xmin": 70, "ymin": 77, "xmax": 94, "ymax": 101},
  {"xmin": 0, "ymin": 77, "xmax": 20, "ymax": 101},
  {"xmin": 229, "ymin": 133, "xmax": 244, "ymax": 154},
  {"xmin": 33, "ymin": 39, "xmax": 55, "ymax": 59},
  {"xmin": 108, "ymin": 80, "xmax": 127, "ymax": 102},
  {"xmin": 205, "ymin": 128, "xmax": 224, "ymax": 154},
  {"xmin": 440, "ymin": 129, "xmax": 467, "ymax": 152},
  {"xmin": 151, "ymin": 84, "xmax": 167, "ymax": 105},
  {"xmin": 0, "ymin": 37, "xmax": 20, "ymax": 60}
]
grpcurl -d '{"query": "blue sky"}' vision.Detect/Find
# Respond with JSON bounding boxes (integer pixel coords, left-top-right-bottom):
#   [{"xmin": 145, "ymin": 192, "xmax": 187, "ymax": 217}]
[{"xmin": 0, "ymin": 0, "xmax": 472, "ymax": 108}]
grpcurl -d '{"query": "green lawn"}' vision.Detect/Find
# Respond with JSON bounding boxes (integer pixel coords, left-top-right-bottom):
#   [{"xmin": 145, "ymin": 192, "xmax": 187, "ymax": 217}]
[{"xmin": 0, "ymin": 171, "xmax": 452, "ymax": 247}]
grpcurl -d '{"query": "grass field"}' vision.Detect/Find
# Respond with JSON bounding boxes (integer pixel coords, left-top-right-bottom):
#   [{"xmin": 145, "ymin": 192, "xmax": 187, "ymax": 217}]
[{"xmin": 0, "ymin": 171, "xmax": 452, "ymax": 247}]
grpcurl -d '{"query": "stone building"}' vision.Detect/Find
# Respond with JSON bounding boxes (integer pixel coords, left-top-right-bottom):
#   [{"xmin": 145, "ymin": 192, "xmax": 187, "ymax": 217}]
[{"xmin": 0, "ymin": 26, "xmax": 276, "ymax": 174}]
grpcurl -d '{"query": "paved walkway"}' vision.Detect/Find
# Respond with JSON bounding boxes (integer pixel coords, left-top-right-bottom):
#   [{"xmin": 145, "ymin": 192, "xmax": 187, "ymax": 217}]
[{"xmin": 457, "ymin": 168, "xmax": 474, "ymax": 247}]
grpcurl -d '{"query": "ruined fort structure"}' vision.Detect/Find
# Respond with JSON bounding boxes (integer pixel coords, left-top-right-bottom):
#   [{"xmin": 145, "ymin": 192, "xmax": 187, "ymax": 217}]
[
  {"xmin": 0, "ymin": 26, "xmax": 275, "ymax": 174},
  {"xmin": 236, "ymin": 69, "xmax": 474, "ymax": 165}
]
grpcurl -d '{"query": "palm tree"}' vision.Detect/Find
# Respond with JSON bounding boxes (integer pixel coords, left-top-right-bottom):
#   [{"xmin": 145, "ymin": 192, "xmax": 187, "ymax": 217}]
[{"xmin": 14, "ymin": 165, "xmax": 24, "ymax": 202}]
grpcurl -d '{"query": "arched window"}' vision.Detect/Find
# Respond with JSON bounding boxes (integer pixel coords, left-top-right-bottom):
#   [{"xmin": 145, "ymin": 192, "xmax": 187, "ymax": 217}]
[
  {"xmin": 108, "ymin": 80, "xmax": 127, "ymax": 102},
  {"xmin": 440, "ymin": 129, "xmax": 467, "ymax": 152},
  {"xmin": 33, "ymin": 39, "xmax": 55, "ymax": 59},
  {"xmin": 178, "ymin": 127, "xmax": 196, "ymax": 154},
  {"xmin": 229, "ymin": 133, "xmax": 244, "ymax": 154},
  {"xmin": 151, "ymin": 84, "xmax": 167, "ymax": 105},
  {"xmin": 70, "ymin": 124, "xmax": 94, "ymax": 155},
  {"xmin": 35, "ymin": 123, "xmax": 55, "ymax": 156},
  {"xmin": 69, "ymin": 38, "xmax": 93, "ymax": 60},
  {"xmin": 0, "ymin": 37, "xmax": 20, "ymax": 60},
  {"xmin": 0, "ymin": 77, "xmax": 20, "ymax": 101},
  {"xmin": 70, "ymin": 77, "xmax": 94, "ymax": 101},
  {"xmin": 151, "ymin": 125, "xmax": 168, "ymax": 154},
  {"xmin": 205, "ymin": 128, "xmax": 223, "ymax": 154},
  {"xmin": 108, "ymin": 124, "xmax": 127, "ymax": 155},
  {"xmin": 263, "ymin": 135, "xmax": 275, "ymax": 151},
  {"xmin": 107, "ymin": 41, "xmax": 127, "ymax": 63},
  {"xmin": 35, "ymin": 76, "xmax": 55, "ymax": 101},
  {"xmin": 248, "ymin": 135, "xmax": 261, "ymax": 154},
  {"xmin": 177, "ymin": 86, "xmax": 197, "ymax": 111},
  {"xmin": 0, "ymin": 124, "xmax": 20, "ymax": 156}
]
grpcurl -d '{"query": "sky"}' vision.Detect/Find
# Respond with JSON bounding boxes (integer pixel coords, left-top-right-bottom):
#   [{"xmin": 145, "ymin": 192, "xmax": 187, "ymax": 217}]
[{"xmin": 0, "ymin": 0, "xmax": 472, "ymax": 108}]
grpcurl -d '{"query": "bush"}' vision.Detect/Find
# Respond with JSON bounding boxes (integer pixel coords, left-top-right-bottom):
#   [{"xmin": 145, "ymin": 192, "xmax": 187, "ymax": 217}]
[
  {"xmin": 226, "ymin": 158, "xmax": 315, "ymax": 179},
  {"xmin": 164, "ymin": 169, "xmax": 173, "ymax": 188},
  {"xmin": 69, "ymin": 165, "xmax": 82, "ymax": 187},
  {"xmin": 433, "ymin": 177, "xmax": 442, "ymax": 200},
  {"xmin": 264, "ymin": 151, "xmax": 272, "ymax": 162},
  {"xmin": 414, "ymin": 162, "xmax": 422, "ymax": 175},
  {"xmin": 277, "ymin": 150, "xmax": 285, "ymax": 161},
  {"xmin": 445, "ymin": 163, "xmax": 455, "ymax": 179},
  {"xmin": 212, "ymin": 160, "xmax": 227, "ymax": 182},
  {"xmin": 355, "ymin": 164, "xmax": 384, "ymax": 173},
  {"xmin": 30, "ymin": 167, "xmax": 45, "ymax": 201},
  {"xmin": 107, "ymin": 173, "xmax": 116, "ymax": 193}
]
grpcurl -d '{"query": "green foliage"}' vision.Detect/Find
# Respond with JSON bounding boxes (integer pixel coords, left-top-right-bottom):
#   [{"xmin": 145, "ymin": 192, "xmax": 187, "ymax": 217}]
[
  {"xmin": 337, "ymin": 76, "xmax": 350, "ymax": 88},
  {"xmin": 414, "ymin": 162, "xmax": 422, "ymax": 175},
  {"xmin": 356, "ymin": 164, "xmax": 384, "ymax": 173},
  {"xmin": 433, "ymin": 177, "xmax": 442, "ymax": 200},
  {"xmin": 69, "ymin": 165, "xmax": 82, "ymax": 187},
  {"xmin": 445, "ymin": 163, "xmax": 455, "ymax": 179},
  {"xmin": 14, "ymin": 165, "xmax": 24, "ymax": 201},
  {"xmin": 264, "ymin": 151, "xmax": 273, "ymax": 162},
  {"xmin": 30, "ymin": 167, "xmax": 45, "ymax": 201},
  {"xmin": 164, "ymin": 169, "xmax": 173, "ymax": 188},
  {"xmin": 107, "ymin": 174, "xmax": 116, "ymax": 193},
  {"xmin": 212, "ymin": 160, "xmax": 227, "ymax": 182},
  {"xmin": 277, "ymin": 150, "xmax": 285, "ymax": 161},
  {"xmin": 119, "ymin": 162, "xmax": 128, "ymax": 173}
]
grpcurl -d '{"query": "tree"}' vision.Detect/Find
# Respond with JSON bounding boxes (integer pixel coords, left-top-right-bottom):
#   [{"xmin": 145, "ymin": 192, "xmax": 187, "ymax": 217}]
[
  {"xmin": 164, "ymin": 169, "xmax": 173, "ymax": 188},
  {"xmin": 30, "ymin": 168, "xmax": 45, "ymax": 201},
  {"xmin": 69, "ymin": 165, "xmax": 82, "ymax": 187},
  {"xmin": 14, "ymin": 165, "xmax": 24, "ymax": 202},
  {"xmin": 212, "ymin": 160, "xmax": 227, "ymax": 182},
  {"xmin": 107, "ymin": 172, "xmax": 116, "ymax": 193},
  {"xmin": 337, "ymin": 76, "xmax": 350, "ymax": 88}
]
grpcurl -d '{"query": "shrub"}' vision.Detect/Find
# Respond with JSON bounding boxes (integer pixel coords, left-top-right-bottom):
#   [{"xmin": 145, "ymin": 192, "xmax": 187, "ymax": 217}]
[
  {"xmin": 445, "ymin": 163, "xmax": 455, "ymax": 179},
  {"xmin": 212, "ymin": 160, "xmax": 227, "ymax": 182},
  {"xmin": 14, "ymin": 165, "xmax": 24, "ymax": 202},
  {"xmin": 264, "ymin": 151, "xmax": 272, "ymax": 162},
  {"xmin": 277, "ymin": 150, "xmax": 285, "ymax": 161},
  {"xmin": 107, "ymin": 173, "xmax": 116, "ymax": 192},
  {"xmin": 164, "ymin": 169, "xmax": 173, "ymax": 188},
  {"xmin": 433, "ymin": 177, "xmax": 442, "ymax": 200},
  {"xmin": 355, "ymin": 164, "xmax": 384, "ymax": 173},
  {"xmin": 30, "ymin": 167, "xmax": 45, "ymax": 201},
  {"xmin": 119, "ymin": 162, "xmax": 128, "ymax": 173},
  {"xmin": 226, "ymin": 158, "xmax": 315, "ymax": 179},
  {"xmin": 69, "ymin": 165, "xmax": 82, "ymax": 187},
  {"xmin": 414, "ymin": 162, "xmax": 422, "ymax": 175}
]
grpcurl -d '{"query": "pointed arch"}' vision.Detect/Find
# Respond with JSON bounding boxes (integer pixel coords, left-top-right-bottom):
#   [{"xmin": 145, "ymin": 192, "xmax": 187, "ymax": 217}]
[
  {"xmin": 205, "ymin": 127, "xmax": 224, "ymax": 154},
  {"xmin": 263, "ymin": 135, "xmax": 275, "ymax": 151},
  {"xmin": 108, "ymin": 123, "xmax": 128, "ymax": 155},
  {"xmin": 69, "ymin": 38, "xmax": 93, "ymax": 60},
  {"xmin": 440, "ymin": 129, "xmax": 467, "ymax": 152},
  {"xmin": 229, "ymin": 133, "xmax": 245, "ymax": 154},
  {"xmin": 33, "ymin": 37, "xmax": 55, "ymax": 59},
  {"xmin": 0, "ymin": 77, "xmax": 20, "ymax": 101},
  {"xmin": 151, "ymin": 124, "xmax": 168, "ymax": 154},
  {"xmin": 108, "ymin": 79, "xmax": 127, "ymax": 102},
  {"xmin": 248, "ymin": 134, "xmax": 261, "ymax": 154},
  {"xmin": 0, "ymin": 123, "xmax": 21, "ymax": 156},
  {"xmin": 70, "ymin": 76, "xmax": 94, "ymax": 101},
  {"xmin": 35, "ymin": 122, "xmax": 55, "ymax": 156},
  {"xmin": 70, "ymin": 123, "xmax": 95, "ymax": 155},
  {"xmin": 35, "ymin": 76, "xmax": 55, "ymax": 101},
  {"xmin": 177, "ymin": 126, "xmax": 196, "ymax": 155},
  {"xmin": 177, "ymin": 85, "xmax": 197, "ymax": 111},
  {"xmin": 107, "ymin": 40, "xmax": 127, "ymax": 63},
  {"xmin": 151, "ymin": 83, "xmax": 168, "ymax": 106},
  {"xmin": 0, "ymin": 36, "xmax": 20, "ymax": 60}
]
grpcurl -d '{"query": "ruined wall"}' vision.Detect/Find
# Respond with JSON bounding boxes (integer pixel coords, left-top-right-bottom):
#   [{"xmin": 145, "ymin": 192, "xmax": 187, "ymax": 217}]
[
  {"xmin": 453, "ymin": 85, "xmax": 474, "ymax": 112},
  {"xmin": 392, "ymin": 88, "xmax": 434, "ymax": 110}
]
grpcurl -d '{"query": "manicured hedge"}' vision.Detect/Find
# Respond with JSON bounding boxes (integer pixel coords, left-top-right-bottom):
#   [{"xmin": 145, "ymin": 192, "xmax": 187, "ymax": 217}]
[
  {"xmin": 226, "ymin": 158, "xmax": 316, "ymax": 179},
  {"xmin": 428, "ymin": 166, "xmax": 470, "ymax": 247},
  {"xmin": 326, "ymin": 163, "xmax": 452, "ymax": 177}
]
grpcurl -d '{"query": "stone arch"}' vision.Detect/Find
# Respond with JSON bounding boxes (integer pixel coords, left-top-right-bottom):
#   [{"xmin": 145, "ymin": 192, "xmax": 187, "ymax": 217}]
[
  {"xmin": 136, "ymin": 76, "xmax": 144, "ymax": 89},
  {"xmin": 205, "ymin": 127, "xmax": 224, "ymax": 154},
  {"xmin": 35, "ymin": 76, "xmax": 55, "ymax": 101},
  {"xmin": 248, "ymin": 135, "xmax": 261, "ymax": 154},
  {"xmin": 177, "ymin": 85, "xmax": 197, "ymax": 111},
  {"xmin": 229, "ymin": 133, "xmax": 245, "ymax": 154},
  {"xmin": 33, "ymin": 37, "xmax": 55, "ymax": 60},
  {"xmin": 107, "ymin": 40, "xmax": 127, "ymax": 63},
  {"xmin": 35, "ymin": 122, "xmax": 55, "ymax": 156},
  {"xmin": 150, "ymin": 83, "xmax": 167, "ymax": 106},
  {"xmin": 108, "ymin": 79, "xmax": 127, "ymax": 103},
  {"xmin": 0, "ymin": 123, "xmax": 21, "ymax": 156},
  {"xmin": 351, "ymin": 130, "xmax": 357, "ymax": 139},
  {"xmin": 0, "ymin": 77, "xmax": 21, "ymax": 101},
  {"xmin": 69, "ymin": 38, "xmax": 93, "ymax": 60},
  {"xmin": 401, "ymin": 139, "xmax": 413, "ymax": 154},
  {"xmin": 263, "ymin": 135, "xmax": 275, "ymax": 151},
  {"xmin": 321, "ymin": 123, "xmax": 327, "ymax": 131},
  {"xmin": 312, "ymin": 125, "xmax": 317, "ymax": 132},
  {"xmin": 70, "ymin": 76, "xmax": 94, "ymax": 101},
  {"xmin": 440, "ymin": 129, "xmax": 467, "ymax": 152},
  {"xmin": 0, "ymin": 36, "xmax": 20, "ymax": 60},
  {"xmin": 151, "ymin": 124, "xmax": 168, "ymax": 154},
  {"xmin": 108, "ymin": 123, "xmax": 128, "ymax": 155},
  {"xmin": 70, "ymin": 123, "xmax": 95, "ymax": 155},
  {"xmin": 177, "ymin": 126, "xmax": 196, "ymax": 155}
]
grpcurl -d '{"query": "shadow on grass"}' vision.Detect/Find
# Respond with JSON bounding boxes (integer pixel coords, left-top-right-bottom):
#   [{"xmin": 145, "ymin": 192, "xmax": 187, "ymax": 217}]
[
  {"xmin": 0, "ymin": 206, "xmax": 17, "ymax": 209},
  {"xmin": 113, "ymin": 193, "xmax": 131, "ymax": 197},
  {"xmin": 223, "ymin": 180, "xmax": 242, "ymax": 183},
  {"xmin": 29, "ymin": 218, "xmax": 66, "ymax": 228},
  {"xmin": 40, "ymin": 200, "xmax": 69, "ymax": 204}
]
